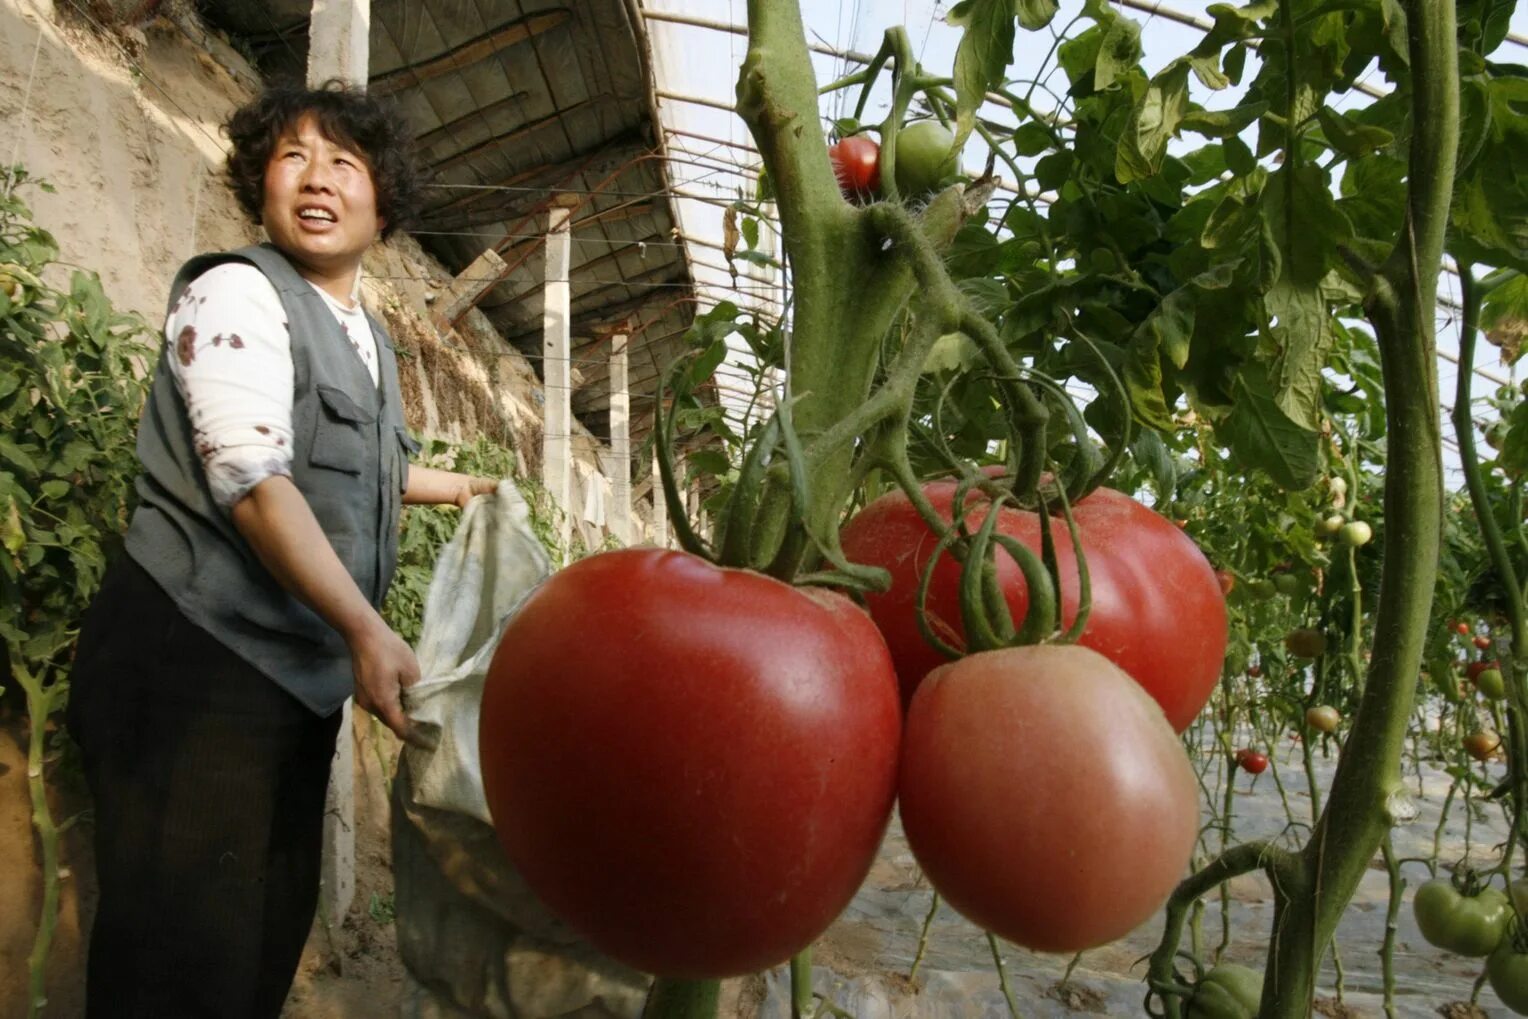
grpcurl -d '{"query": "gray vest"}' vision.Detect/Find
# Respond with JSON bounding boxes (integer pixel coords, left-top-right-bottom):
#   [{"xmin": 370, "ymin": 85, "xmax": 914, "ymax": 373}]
[{"xmin": 124, "ymin": 243, "xmax": 417, "ymax": 716}]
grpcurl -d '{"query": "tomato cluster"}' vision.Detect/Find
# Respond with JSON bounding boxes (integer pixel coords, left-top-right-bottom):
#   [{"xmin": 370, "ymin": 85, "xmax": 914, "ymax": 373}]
[
  {"xmin": 827, "ymin": 121, "xmax": 959, "ymax": 204},
  {"xmin": 478, "ymin": 481, "xmax": 1217, "ymax": 977},
  {"xmin": 839, "ymin": 480, "xmax": 1229, "ymax": 730}
]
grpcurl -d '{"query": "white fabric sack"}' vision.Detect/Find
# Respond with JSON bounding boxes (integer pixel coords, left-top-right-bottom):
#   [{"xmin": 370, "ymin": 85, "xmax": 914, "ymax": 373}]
[
  {"xmin": 393, "ymin": 481, "xmax": 648, "ymax": 1019},
  {"xmin": 403, "ymin": 479, "xmax": 551, "ymax": 824}
]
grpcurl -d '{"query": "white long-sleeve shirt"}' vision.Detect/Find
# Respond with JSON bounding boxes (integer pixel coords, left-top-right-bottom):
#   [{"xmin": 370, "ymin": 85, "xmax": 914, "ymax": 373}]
[{"xmin": 164, "ymin": 263, "xmax": 380, "ymax": 510}]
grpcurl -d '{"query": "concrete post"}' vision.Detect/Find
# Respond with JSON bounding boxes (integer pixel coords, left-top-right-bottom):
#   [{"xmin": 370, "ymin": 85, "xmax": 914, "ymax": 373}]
[
  {"xmin": 306, "ymin": 0, "xmax": 369, "ymax": 87},
  {"xmin": 542, "ymin": 195, "xmax": 579, "ymax": 550},
  {"xmin": 606, "ymin": 329, "xmax": 632, "ymax": 545},
  {"xmin": 308, "ymin": 0, "xmax": 369, "ymax": 935}
]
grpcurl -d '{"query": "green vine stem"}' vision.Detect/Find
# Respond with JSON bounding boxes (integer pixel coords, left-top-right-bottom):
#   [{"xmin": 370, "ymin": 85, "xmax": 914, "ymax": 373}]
[
  {"xmin": 12, "ymin": 659, "xmax": 63, "ymax": 1019},
  {"xmin": 1257, "ymin": 0, "xmax": 1457, "ymax": 1008},
  {"xmin": 790, "ymin": 949, "xmax": 813, "ymax": 1018},
  {"xmin": 1379, "ymin": 834, "xmax": 1403, "ymax": 1019},
  {"xmin": 1453, "ymin": 264, "xmax": 1528, "ymax": 880},
  {"xmin": 1145, "ymin": 841, "xmax": 1299, "ymax": 1019}
]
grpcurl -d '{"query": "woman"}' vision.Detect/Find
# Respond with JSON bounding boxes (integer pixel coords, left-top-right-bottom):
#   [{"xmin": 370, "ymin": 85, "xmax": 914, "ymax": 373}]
[{"xmin": 67, "ymin": 81, "xmax": 494, "ymax": 1017}]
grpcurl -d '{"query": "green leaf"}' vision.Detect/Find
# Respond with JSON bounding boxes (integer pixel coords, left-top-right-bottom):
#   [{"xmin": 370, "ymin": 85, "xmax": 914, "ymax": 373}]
[
  {"xmin": 1135, "ymin": 284, "xmax": 1198, "ymax": 371},
  {"xmin": 1187, "ymin": 53, "xmax": 1229, "ymax": 91},
  {"xmin": 0, "ymin": 438, "xmax": 38, "ymax": 476},
  {"xmin": 1130, "ymin": 428, "xmax": 1178, "ymax": 499},
  {"xmin": 1223, "ymin": 44, "xmax": 1248, "ymax": 85},
  {"xmin": 1315, "ymin": 106, "xmax": 1395, "ymax": 159},
  {"xmin": 1480, "ymin": 274, "xmax": 1528, "ymax": 365},
  {"xmin": 1220, "ymin": 365, "xmax": 1321, "ymax": 489},
  {"xmin": 1180, "ymin": 101, "xmax": 1270, "ymax": 139},
  {"xmin": 1262, "ymin": 164, "xmax": 1352, "ymax": 288},
  {"xmin": 39, "ymin": 480, "xmax": 70, "ymax": 501},
  {"xmin": 686, "ymin": 449, "xmax": 732, "ymax": 475},
  {"xmin": 1124, "ymin": 317, "xmax": 1178, "ymax": 431},
  {"xmin": 740, "ymin": 215, "xmax": 759, "ymax": 250},
  {"xmin": 1093, "ymin": 16, "xmax": 1142, "ymax": 92},
  {"xmin": 952, "ymin": 0, "xmax": 1017, "ymax": 151},
  {"xmin": 1116, "ymin": 62, "xmax": 1190, "ymax": 183},
  {"xmin": 1012, "ymin": 121, "xmax": 1054, "ymax": 156},
  {"xmin": 687, "ymin": 339, "xmax": 729, "ymax": 388},
  {"xmin": 1224, "ymin": 135, "xmax": 1258, "ymax": 176},
  {"xmin": 1014, "ymin": 0, "xmax": 1059, "ymax": 31},
  {"xmin": 1057, "ymin": 25, "xmax": 1106, "ymax": 87},
  {"xmin": 1264, "ymin": 276, "xmax": 1333, "ymax": 430}
]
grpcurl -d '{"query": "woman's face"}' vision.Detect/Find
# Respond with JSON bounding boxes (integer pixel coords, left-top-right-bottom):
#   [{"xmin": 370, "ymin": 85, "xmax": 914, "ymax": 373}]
[{"xmin": 261, "ymin": 112, "xmax": 383, "ymax": 276}]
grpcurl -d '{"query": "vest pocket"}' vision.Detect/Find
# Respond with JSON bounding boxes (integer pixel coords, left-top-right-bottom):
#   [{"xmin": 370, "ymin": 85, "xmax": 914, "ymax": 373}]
[{"xmin": 309, "ymin": 383, "xmax": 376, "ymax": 475}]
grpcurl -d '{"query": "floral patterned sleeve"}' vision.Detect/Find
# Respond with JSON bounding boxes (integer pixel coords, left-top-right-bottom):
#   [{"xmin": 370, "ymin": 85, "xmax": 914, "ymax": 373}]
[{"xmin": 163, "ymin": 263, "xmax": 295, "ymax": 511}]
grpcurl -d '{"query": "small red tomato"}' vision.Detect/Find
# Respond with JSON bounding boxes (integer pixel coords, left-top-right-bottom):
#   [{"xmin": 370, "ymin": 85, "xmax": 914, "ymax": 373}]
[
  {"xmin": 1247, "ymin": 663, "xmax": 1262, "ymax": 679},
  {"xmin": 1456, "ymin": 621, "xmax": 1473, "ymax": 636},
  {"xmin": 1475, "ymin": 635, "xmax": 1494, "ymax": 651},
  {"xmin": 1238, "ymin": 750, "xmax": 1269, "ymax": 775},
  {"xmin": 829, "ymin": 135, "xmax": 880, "ymax": 200},
  {"xmin": 1215, "ymin": 570, "xmax": 1235, "ymax": 596}
]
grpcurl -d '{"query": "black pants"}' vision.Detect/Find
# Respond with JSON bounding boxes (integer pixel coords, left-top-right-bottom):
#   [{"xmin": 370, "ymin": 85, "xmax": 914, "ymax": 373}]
[{"xmin": 67, "ymin": 555, "xmax": 343, "ymax": 1019}]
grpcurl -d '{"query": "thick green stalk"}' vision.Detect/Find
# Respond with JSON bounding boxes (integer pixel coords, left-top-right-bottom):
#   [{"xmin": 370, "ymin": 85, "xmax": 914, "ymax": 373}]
[
  {"xmin": 14, "ymin": 661, "xmax": 62, "ymax": 1019},
  {"xmin": 737, "ymin": 1, "xmax": 972, "ymax": 572},
  {"xmin": 1259, "ymin": 0, "xmax": 1456, "ymax": 1011}
]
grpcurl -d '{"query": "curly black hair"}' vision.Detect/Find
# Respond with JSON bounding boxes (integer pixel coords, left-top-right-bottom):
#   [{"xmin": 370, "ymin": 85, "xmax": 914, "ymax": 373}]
[{"xmin": 224, "ymin": 80, "xmax": 423, "ymax": 240}]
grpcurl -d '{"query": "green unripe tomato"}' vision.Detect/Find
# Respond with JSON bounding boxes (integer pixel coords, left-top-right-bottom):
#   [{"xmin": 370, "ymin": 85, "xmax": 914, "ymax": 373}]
[
  {"xmin": 1476, "ymin": 668, "xmax": 1507, "ymax": 701},
  {"xmin": 1328, "ymin": 476, "xmax": 1348, "ymax": 499},
  {"xmin": 1489, "ymin": 936, "xmax": 1528, "ymax": 1015},
  {"xmin": 893, "ymin": 121, "xmax": 958, "ymax": 198},
  {"xmin": 1245, "ymin": 578, "xmax": 1277, "ymax": 600},
  {"xmin": 1314, "ymin": 513, "xmax": 1345, "ymax": 538},
  {"xmin": 1272, "ymin": 572, "xmax": 1301, "ymax": 596},
  {"xmin": 1338, "ymin": 520, "xmax": 1373, "ymax": 547},
  {"xmin": 1285, "ymin": 628, "xmax": 1328, "ymax": 659},
  {"xmin": 1186, "ymin": 963, "xmax": 1263, "ymax": 1019},
  {"xmin": 1413, "ymin": 879, "xmax": 1510, "ymax": 957},
  {"xmin": 1486, "ymin": 421, "xmax": 1510, "ymax": 453},
  {"xmin": 1305, "ymin": 703, "xmax": 1341, "ymax": 733}
]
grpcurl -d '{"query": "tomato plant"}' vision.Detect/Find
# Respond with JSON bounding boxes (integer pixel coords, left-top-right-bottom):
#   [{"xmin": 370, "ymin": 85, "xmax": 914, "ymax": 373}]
[
  {"xmin": 892, "ymin": 120, "xmax": 956, "ymax": 197},
  {"xmin": 479, "ymin": 548, "xmax": 902, "ymax": 978},
  {"xmin": 1413, "ymin": 877, "xmax": 1510, "ymax": 957},
  {"xmin": 898, "ymin": 645, "xmax": 1199, "ymax": 952},
  {"xmin": 840, "ymin": 483, "xmax": 1227, "ymax": 729},
  {"xmin": 828, "ymin": 134, "xmax": 879, "ymax": 201}
]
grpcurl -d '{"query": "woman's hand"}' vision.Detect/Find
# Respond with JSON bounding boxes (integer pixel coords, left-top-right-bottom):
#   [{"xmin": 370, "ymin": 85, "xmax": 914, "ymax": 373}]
[
  {"xmin": 453, "ymin": 475, "xmax": 498, "ymax": 509},
  {"xmin": 404, "ymin": 465, "xmax": 499, "ymax": 509},
  {"xmin": 348, "ymin": 615, "xmax": 422, "ymax": 744}
]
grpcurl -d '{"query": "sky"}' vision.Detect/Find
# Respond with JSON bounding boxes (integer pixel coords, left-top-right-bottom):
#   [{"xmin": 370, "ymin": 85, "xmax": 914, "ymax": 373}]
[{"xmin": 639, "ymin": 0, "xmax": 1528, "ymax": 479}]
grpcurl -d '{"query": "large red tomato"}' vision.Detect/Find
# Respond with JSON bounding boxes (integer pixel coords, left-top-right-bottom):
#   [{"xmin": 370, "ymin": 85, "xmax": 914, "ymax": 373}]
[
  {"xmin": 839, "ymin": 482, "xmax": 1227, "ymax": 730},
  {"xmin": 899, "ymin": 644, "xmax": 1200, "ymax": 952},
  {"xmin": 478, "ymin": 548, "xmax": 902, "ymax": 978}
]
